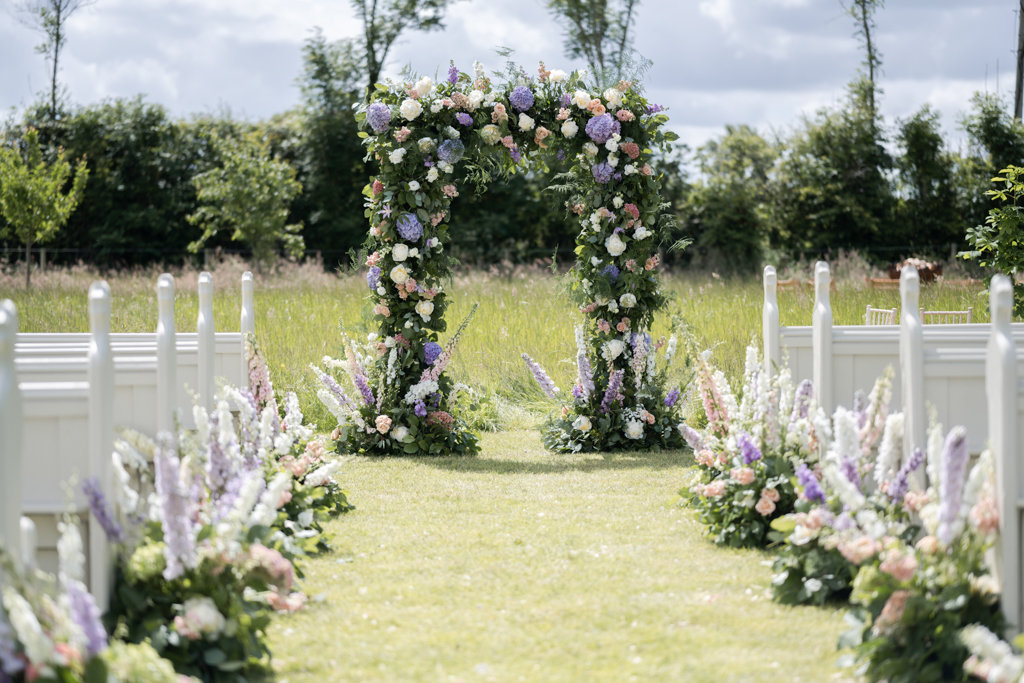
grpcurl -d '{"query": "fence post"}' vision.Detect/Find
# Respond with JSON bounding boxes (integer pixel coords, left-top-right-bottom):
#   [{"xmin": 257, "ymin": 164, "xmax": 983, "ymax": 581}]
[
  {"xmin": 156, "ymin": 274, "xmax": 177, "ymax": 436},
  {"xmin": 899, "ymin": 266, "xmax": 926, "ymax": 473},
  {"xmin": 812, "ymin": 261, "xmax": 833, "ymax": 415},
  {"xmin": 763, "ymin": 265, "xmax": 780, "ymax": 377},
  {"xmin": 240, "ymin": 271, "xmax": 254, "ymax": 387},
  {"xmin": 987, "ymin": 274, "xmax": 1019, "ymax": 633},
  {"xmin": 197, "ymin": 271, "xmax": 215, "ymax": 412},
  {"xmin": 0, "ymin": 300, "xmax": 22, "ymax": 559},
  {"xmin": 87, "ymin": 281, "xmax": 114, "ymax": 610}
]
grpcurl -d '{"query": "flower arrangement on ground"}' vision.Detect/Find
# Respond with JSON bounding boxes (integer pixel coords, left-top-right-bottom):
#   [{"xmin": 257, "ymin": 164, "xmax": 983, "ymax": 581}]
[
  {"xmin": 684, "ymin": 346, "xmax": 822, "ymax": 547},
  {"xmin": 353, "ymin": 59, "xmax": 680, "ymax": 454}
]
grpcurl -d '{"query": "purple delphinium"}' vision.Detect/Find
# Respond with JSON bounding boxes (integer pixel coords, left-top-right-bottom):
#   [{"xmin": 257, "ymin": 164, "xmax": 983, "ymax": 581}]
[
  {"xmin": 522, "ymin": 353, "xmax": 560, "ymax": 398},
  {"xmin": 852, "ymin": 390, "xmax": 868, "ymax": 429},
  {"xmin": 840, "ymin": 455, "xmax": 861, "ymax": 489},
  {"xmin": 424, "ymin": 341, "xmax": 443, "ymax": 365},
  {"xmin": 592, "ymin": 162, "xmax": 614, "ymax": 184},
  {"xmin": 888, "ymin": 447, "xmax": 925, "ymax": 504},
  {"xmin": 447, "ymin": 62, "xmax": 459, "ymax": 84},
  {"xmin": 790, "ymin": 379, "xmax": 814, "ymax": 422},
  {"xmin": 585, "ymin": 113, "xmax": 620, "ymax": 143},
  {"xmin": 206, "ymin": 411, "xmax": 231, "ymax": 494},
  {"xmin": 613, "ymin": 172, "xmax": 622, "ymax": 182},
  {"xmin": 82, "ymin": 477, "xmax": 123, "ymax": 543},
  {"xmin": 438, "ymin": 139, "xmax": 465, "ymax": 164},
  {"xmin": 601, "ymin": 264, "xmax": 620, "ymax": 281},
  {"xmin": 66, "ymin": 580, "xmax": 107, "ymax": 656},
  {"xmin": 313, "ymin": 365, "xmax": 356, "ymax": 410},
  {"xmin": 937, "ymin": 426, "xmax": 969, "ymax": 545},
  {"xmin": 737, "ymin": 433, "xmax": 761, "ymax": 464},
  {"xmin": 680, "ymin": 423, "xmax": 704, "ymax": 452},
  {"xmin": 664, "ymin": 387, "xmax": 680, "ymax": 408},
  {"xmin": 509, "ymin": 145, "xmax": 522, "ymax": 163},
  {"xmin": 366, "ymin": 102, "xmax": 391, "ymax": 133},
  {"xmin": 509, "ymin": 85, "xmax": 534, "ymax": 111},
  {"xmin": 571, "ymin": 384, "xmax": 585, "ymax": 400},
  {"xmin": 645, "ymin": 103, "xmax": 665, "ymax": 115},
  {"xmin": 556, "ymin": 149, "xmax": 566, "ymax": 161},
  {"xmin": 577, "ymin": 352, "xmax": 595, "ymax": 398},
  {"xmin": 154, "ymin": 434, "xmax": 196, "ymax": 580},
  {"xmin": 415, "ymin": 401, "xmax": 427, "ymax": 417},
  {"xmin": 795, "ymin": 463, "xmax": 825, "ymax": 504},
  {"xmin": 354, "ymin": 372, "xmax": 376, "ymax": 407},
  {"xmin": 367, "ymin": 266, "xmax": 382, "ymax": 290},
  {"xmin": 560, "ymin": 93, "xmax": 572, "ymax": 108},
  {"xmin": 456, "ymin": 112, "xmax": 473, "ymax": 126},
  {"xmin": 396, "ymin": 213, "xmax": 424, "ymax": 242},
  {"xmin": 600, "ymin": 369, "xmax": 625, "ymax": 414},
  {"xmin": 429, "ymin": 392, "xmax": 442, "ymax": 409}
]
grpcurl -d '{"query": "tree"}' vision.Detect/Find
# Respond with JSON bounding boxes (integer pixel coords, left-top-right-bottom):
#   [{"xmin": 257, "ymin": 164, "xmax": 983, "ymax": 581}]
[
  {"xmin": 960, "ymin": 91, "xmax": 1024, "ymax": 229},
  {"xmin": 843, "ymin": 0, "xmax": 883, "ymax": 120},
  {"xmin": 349, "ymin": 0, "xmax": 457, "ymax": 95},
  {"xmin": 0, "ymin": 127, "xmax": 88, "ymax": 287},
  {"xmin": 187, "ymin": 132, "xmax": 304, "ymax": 273},
  {"xmin": 546, "ymin": 0, "xmax": 640, "ymax": 82},
  {"xmin": 18, "ymin": 0, "xmax": 95, "ymax": 121}
]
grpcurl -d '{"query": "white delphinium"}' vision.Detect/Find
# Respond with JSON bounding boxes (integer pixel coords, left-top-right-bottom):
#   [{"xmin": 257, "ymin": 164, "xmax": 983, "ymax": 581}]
[
  {"xmin": 925, "ymin": 419, "xmax": 945, "ymax": 494},
  {"xmin": 2, "ymin": 588, "xmax": 54, "ymax": 668},
  {"xmin": 776, "ymin": 367, "xmax": 794, "ymax": 430},
  {"xmin": 305, "ymin": 461, "xmax": 342, "ymax": 488},
  {"xmin": 872, "ymin": 413, "xmax": 905, "ymax": 490},
  {"xmin": 827, "ymin": 407, "xmax": 860, "ymax": 466},
  {"xmin": 111, "ymin": 448, "xmax": 139, "ymax": 515},
  {"xmin": 959, "ymin": 449, "xmax": 994, "ymax": 537},
  {"xmin": 259, "ymin": 405, "xmax": 280, "ymax": 458},
  {"xmin": 386, "ymin": 347, "xmax": 399, "ymax": 384},
  {"xmin": 57, "ymin": 519, "xmax": 86, "ymax": 587},
  {"xmin": 738, "ymin": 345, "xmax": 760, "ymax": 426},
  {"xmin": 712, "ymin": 367, "xmax": 739, "ymax": 429},
  {"xmin": 404, "ymin": 379, "xmax": 439, "ymax": 405},
  {"xmin": 317, "ymin": 388, "xmax": 348, "ymax": 425},
  {"xmin": 193, "ymin": 404, "xmax": 211, "ymax": 446},
  {"xmin": 249, "ymin": 472, "xmax": 291, "ymax": 528},
  {"xmin": 822, "ymin": 462, "xmax": 867, "ymax": 513},
  {"xmin": 665, "ymin": 334, "xmax": 677, "ymax": 364},
  {"xmin": 284, "ymin": 392, "xmax": 313, "ymax": 444}
]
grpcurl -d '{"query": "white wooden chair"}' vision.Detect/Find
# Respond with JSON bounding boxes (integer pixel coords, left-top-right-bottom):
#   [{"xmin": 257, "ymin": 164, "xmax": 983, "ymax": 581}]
[
  {"xmin": 864, "ymin": 305, "xmax": 897, "ymax": 325},
  {"xmin": 920, "ymin": 307, "xmax": 973, "ymax": 324}
]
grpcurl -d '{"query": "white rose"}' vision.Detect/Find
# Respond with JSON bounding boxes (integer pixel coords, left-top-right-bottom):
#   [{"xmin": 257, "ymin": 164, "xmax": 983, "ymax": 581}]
[
  {"xmin": 389, "ymin": 148, "xmax": 406, "ymax": 164},
  {"xmin": 613, "ymin": 196, "xmax": 624, "ymax": 209},
  {"xmin": 439, "ymin": 161, "xmax": 454, "ymax": 174},
  {"xmin": 607, "ymin": 300, "xmax": 619, "ymax": 313},
  {"xmin": 549, "ymin": 69, "xmax": 567, "ymax": 82},
  {"xmin": 518, "ymin": 113, "xmax": 535, "ymax": 131},
  {"xmin": 400, "ymin": 98, "xmax": 423, "ymax": 120},
  {"xmin": 573, "ymin": 89, "xmax": 591, "ymax": 108},
  {"xmin": 572, "ymin": 415, "xmax": 592, "ymax": 432},
  {"xmin": 414, "ymin": 76, "xmax": 433, "ymax": 97},
  {"xmin": 624, "ymin": 164, "xmax": 636, "ymax": 175},
  {"xmin": 624, "ymin": 419, "xmax": 644, "ymax": 440},
  {"xmin": 390, "ymin": 265, "xmax": 410, "ymax": 285},
  {"xmin": 561, "ymin": 119, "xmax": 578, "ymax": 138},
  {"xmin": 633, "ymin": 225, "xmax": 651, "ymax": 240},
  {"xmin": 620, "ymin": 293, "xmax": 637, "ymax": 308},
  {"xmin": 416, "ymin": 300, "xmax": 434, "ymax": 321},
  {"xmin": 426, "ymin": 166, "xmax": 439, "ymax": 182},
  {"xmin": 408, "ymin": 180, "xmax": 420, "ymax": 191},
  {"xmin": 605, "ymin": 233, "xmax": 626, "ymax": 256},
  {"xmin": 418, "ymin": 137, "xmax": 435, "ymax": 153},
  {"xmin": 607, "ymin": 154, "xmax": 619, "ymax": 168},
  {"xmin": 392, "ymin": 244, "xmax": 409, "ymax": 262},
  {"xmin": 430, "ymin": 100, "xmax": 444, "ymax": 113},
  {"xmin": 603, "ymin": 87, "xmax": 623, "ymax": 108},
  {"xmin": 583, "ymin": 142, "xmax": 598, "ymax": 157},
  {"xmin": 376, "ymin": 286, "xmax": 386, "ymax": 295},
  {"xmin": 602, "ymin": 339, "xmax": 626, "ymax": 362},
  {"xmin": 468, "ymin": 89, "xmax": 484, "ymax": 109},
  {"xmin": 408, "ymin": 247, "xmax": 419, "ymax": 258},
  {"xmin": 392, "ymin": 425, "xmax": 410, "ymax": 441},
  {"xmin": 605, "ymin": 139, "xmax": 618, "ymax": 152},
  {"xmin": 590, "ymin": 256, "xmax": 601, "ymax": 267}
]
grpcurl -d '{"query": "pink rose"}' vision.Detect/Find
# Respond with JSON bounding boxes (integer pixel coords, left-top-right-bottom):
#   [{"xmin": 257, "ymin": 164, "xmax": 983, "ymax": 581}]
[
  {"xmin": 730, "ymin": 467, "xmax": 755, "ymax": 486},
  {"xmin": 754, "ymin": 496, "xmax": 776, "ymax": 516},
  {"xmin": 616, "ymin": 109, "xmax": 636, "ymax": 122},
  {"xmin": 375, "ymin": 415, "xmax": 392, "ymax": 434},
  {"xmin": 879, "ymin": 549, "xmax": 917, "ymax": 582},
  {"xmin": 762, "ymin": 487, "xmax": 780, "ymax": 503},
  {"xmin": 703, "ymin": 480, "xmax": 727, "ymax": 498},
  {"xmin": 872, "ymin": 590, "xmax": 909, "ymax": 636},
  {"xmin": 838, "ymin": 535, "xmax": 881, "ymax": 565}
]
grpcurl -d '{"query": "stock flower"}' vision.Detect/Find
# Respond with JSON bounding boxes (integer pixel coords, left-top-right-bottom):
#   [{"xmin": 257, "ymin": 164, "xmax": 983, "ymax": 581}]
[{"xmin": 366, "ymin": 102, "xmax": 391, "ymax": 132}]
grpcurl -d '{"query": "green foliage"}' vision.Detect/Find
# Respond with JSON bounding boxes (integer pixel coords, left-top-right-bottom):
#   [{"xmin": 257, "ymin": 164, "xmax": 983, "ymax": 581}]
[
  {"xmin": 188, "ymin": 131, "xmax": 305, "ymax": 272},
  {"xmin": 960, "ymin": 92, "xmax": 1024, "ymax": 230},
  {"xmin": 0, "ymin": 125, "xmax": 88, "ymax": 286},
  {"xmin": 961, "ymin": 165, "xmax": 1024, "ymax": 316},
  {"xmin": 546, "ymin": 0, "xmax": 641, "ymax": 82}
]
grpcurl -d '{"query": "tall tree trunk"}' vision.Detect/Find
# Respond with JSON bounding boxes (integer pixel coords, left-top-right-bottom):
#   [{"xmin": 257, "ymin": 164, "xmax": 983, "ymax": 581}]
[
  {"xmin": 50, "ymin": 1, "xmax": 62, "ymax": 121},
  {"xmin": 1016, "ymin": 0, "xmax": 1024, "ymax": 120},
  {"xmin": 858, "ymin": 1, "xmax": 876, "ymax": 119}
]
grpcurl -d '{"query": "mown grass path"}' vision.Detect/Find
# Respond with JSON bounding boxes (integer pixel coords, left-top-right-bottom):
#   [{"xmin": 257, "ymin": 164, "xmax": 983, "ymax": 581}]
[{"xmin": 266, "ymin": 431, "xmax": 847, "ymax": 682}]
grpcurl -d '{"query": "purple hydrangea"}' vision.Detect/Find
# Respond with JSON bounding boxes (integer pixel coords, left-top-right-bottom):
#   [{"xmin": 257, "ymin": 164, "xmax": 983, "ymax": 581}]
[
  {"xmin": 438, "ymin": 138, "xmax": 465, "ymax": 164},
  {"xmin": 738, "ymin": 433, "xmax": 762, "ymax": 464},
  {"xmin": 795, "ymin": 463, "xmax": 825, "ymax": 503},
  {"xmin": 509, "ymin": 85, "xmax": 534, "ymax": 112},
  {"xmin": 396, "ymin": 213, "xmax": 423, "ymax": 242},
  {"xmin": 366, "ymin": 102, "xmax": 391, "ymax": 133},
  {"xmin": 585, "ymin": 113, "xmax": 620, "ymax": 143},
  {"xmin": 367, "ymin": 265, "xmax": 382, "ymax": 290},
  {"xmin": 424, "ymin": 341, "xmax": 443, "ymax": 365},
  {"xmin": 448, "ymin": 62, "xmax": 459, "ymax": 85},
  {"xmin": 456, "ymin": 112, "xmax": 473, "ymax": 126},
  {"xmin": 415, "ymin": 401, "xmax": 427, "ymax": 417},
  {"xmin": 664, "ymin": 387, "xmax": 680, "ymax": 408},
  {"xmin": 592, "ymin": 162, "xmax": 614, "ymax": 184},
  {"xmin": 601, "ymin": 264, "xmax": 620, "ymax": 281}
]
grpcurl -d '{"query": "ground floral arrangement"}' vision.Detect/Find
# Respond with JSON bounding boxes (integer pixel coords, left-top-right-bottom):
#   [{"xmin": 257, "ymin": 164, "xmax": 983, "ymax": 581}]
[
  {"xmin": 684, "ymin": 347, "xmax": 1008, "ymax": 682},
  {"xmin": 0, "ymin": 338, "xmax": 352, "ymax": 682},
  {"xmin": 314, "ymin": 59, "xmax": 684, "ymax": 455}
]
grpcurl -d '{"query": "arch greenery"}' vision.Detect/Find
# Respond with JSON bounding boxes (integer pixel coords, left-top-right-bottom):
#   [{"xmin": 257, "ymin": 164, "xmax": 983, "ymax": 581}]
[{"xmin": 317, "ymin": 61, "xmax": 688, "ymax": 455}]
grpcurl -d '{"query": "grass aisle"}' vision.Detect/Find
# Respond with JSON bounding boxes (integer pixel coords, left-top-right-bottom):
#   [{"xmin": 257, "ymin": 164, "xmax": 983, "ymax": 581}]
[{"xmin": 266, "ymin": 431, "xmax": 846, "ymax": 682}]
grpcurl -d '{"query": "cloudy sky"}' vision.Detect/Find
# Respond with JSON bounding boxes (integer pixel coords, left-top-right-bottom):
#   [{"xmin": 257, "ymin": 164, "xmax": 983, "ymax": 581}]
[{"xmin": 0, "ymin": 0, "xmax": 1016, "ymax": 150}]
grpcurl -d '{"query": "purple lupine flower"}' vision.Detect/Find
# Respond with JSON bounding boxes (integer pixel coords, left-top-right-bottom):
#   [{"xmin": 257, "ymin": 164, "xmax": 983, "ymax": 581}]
[
  {"xmin": 354, "ymin": 372, "xmax": 376, "ymax": 406},
  {"xmin": 509, "ymin": 85, "xmax": 534, "ymax": 111},
  {"xmin": 438, "ymin": 139, "xmax": 465, "ymax": 164},
  {"xmin": 366, "ymin": 102, "xmax": 391, "ymax": 133},
  {"xmin": 82, "ymin": 477, "xmax": 123, "ymax": 543},
  {"xmin": 790, "ymin": 379, "xmax": 814, "ymax": 423},
  {"xmin": 154, "ymin": 434, "xmax": 196, "ymax": 580},
  {"xmin": 456, "ymin": 112, "xmax": 473, "ymax": 126},
  {"xmin": 664, "ymin": 387, "xmax": 680, "ymax": 408},
  {"xmin": 424, "ymin": 341, "xmax": 443, "ymax": 366},
  {"xmin": 600, "ymin": 369, "xmax": 625, "ymax": 413},
  {"xmin": 840, "ymin": 455, "xmax": 861, "ymax": 489},
  {"xmin": 738, "ymin": 433, "xmax": 762, "ymax": 464},
  {"xmin": 367, "ymin": 266, "xmax": 382, "ymax": 290},
  {"xmin": 396, "ymin": 213, "xmax": 423, "ymax": 242},
  {"xmin": 937, "ymin": 426, "xmax": 969, "ymax": 545},
  {"xmin": 888, "ymin": 447, "xmax": 925, "ymax": 504},
  {"xmin": 795, "ymin": 463, "xmax": 825, "ymax": 503},
  {"xmin": 447, "ymin": 62, "xmax": 459, "ymax": 84},
  {"xmin": 313, "ymin": 366, "xmax": 356, "ymax": 410},
  {"xmin": 680, "ymin": 424, "xmax": 704, "ymax": 452},
  {"xmin": 645, "ymin": 103, "xmax": 665, "ymax": 115},
  {"xmin": 601, "ymin": 264, "xmax": 620, "ymax": 281},
  {"xmin": 585, "ymin": 113, "xmax": 620, "ymax": 143},
  {"xmin": 415, "ymin": 401, "xmax": 428, "ymax": 417},
  {"xmin": 66, "ymin": 580, "xmax": 107, "ymax": 656},
  {"xmin": 522, "ymin": 353, "xmax": 560, "ymax": 398},
  {"xmin": 592, "ymin": 162, "xmax": 614, "ymax": 184}
]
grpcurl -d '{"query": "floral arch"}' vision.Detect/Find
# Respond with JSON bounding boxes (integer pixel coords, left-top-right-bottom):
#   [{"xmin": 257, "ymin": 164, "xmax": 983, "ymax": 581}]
[{"xmin": 317, "ymin": 61, "xmax": 687, "ymax": 455}]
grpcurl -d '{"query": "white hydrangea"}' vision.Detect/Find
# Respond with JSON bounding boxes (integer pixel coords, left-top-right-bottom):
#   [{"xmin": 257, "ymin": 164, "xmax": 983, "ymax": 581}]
[
  {"xmin": 633, "ymin": 225, "xmax": 651, "ymax": 240},
  {"xmin": 418, "ymin": 137, "xmax": 435, "ymax": 153},
  {"xmin": 430, "ymin": 100, "xmax": 444, "ymax": 114},
  {"xmin": 404, "ymin": 379, "xmax": 439, "ymax": 404}
]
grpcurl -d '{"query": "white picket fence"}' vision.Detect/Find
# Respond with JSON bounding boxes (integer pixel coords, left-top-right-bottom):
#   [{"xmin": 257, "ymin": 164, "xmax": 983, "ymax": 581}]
[{"xmin": 0, "ymin": 271, "xmax": 254, "ymax": 608}]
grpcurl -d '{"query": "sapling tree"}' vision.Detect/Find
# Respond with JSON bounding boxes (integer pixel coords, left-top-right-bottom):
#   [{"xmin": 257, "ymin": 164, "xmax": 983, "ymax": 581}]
[
  {"xmin": 18, "ymin": 0, "xmax": 96, "ymax": 121},
  {"xmin": 546, "ymin": 0, "xmax": 640, "ymax": 82},
  {"xmin": 0, "ymin": 127, "xmax": 89, "ymax": 287}
]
